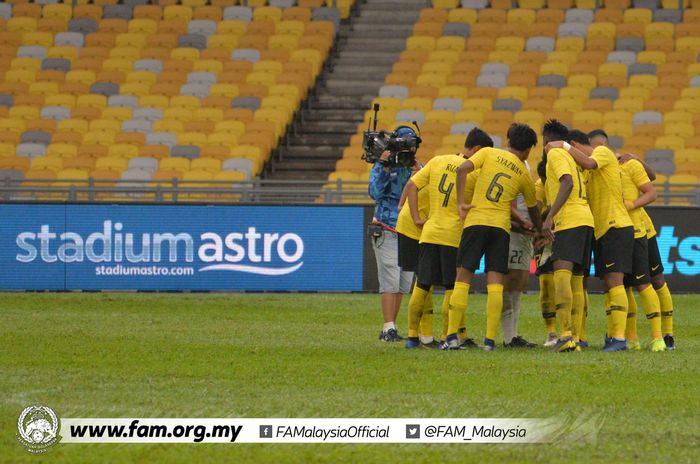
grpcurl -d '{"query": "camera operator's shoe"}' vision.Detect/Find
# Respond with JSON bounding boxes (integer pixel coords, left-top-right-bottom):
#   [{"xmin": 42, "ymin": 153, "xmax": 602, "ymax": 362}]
[
  {"xmin": 459, "ymin": 338, "xmax": 479, "ymax": 349},
  {"xmin": 483, "ymin": 338, "xmax": 496, "ymax": 352},
  {"xmin": 504, "ymin": 336, "xmax": 537, "ymax": 348},
  {"xmin": 379, "ymin": 328, "xmax": 403, "ymax": 342},
  {"xmin": 664, "ymin": 334, "xmax": 675, "ymax": 351},
  {"xmin": 602, "ymin": 338, "xmax": 628, "ymax": 352},
  {"xmin": 439, "ymin": 334, "xmax": 461, "ymax": 351}
]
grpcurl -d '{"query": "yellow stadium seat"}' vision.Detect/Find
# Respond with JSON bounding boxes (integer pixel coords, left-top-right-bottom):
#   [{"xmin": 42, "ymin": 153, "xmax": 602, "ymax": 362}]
[
  {"xmin": 539, "ymin": 62, "xmax": 569, "ymax": 76},
  {"xmin": 623, "ymin": 8, "xmax": 652, "ymax": 25},
  {"xmin": 83, "ymin": 131, "xmax": 115, "ymax": 147},
  {"xmin": 406, "ymin": 36, "xmax": 436, "ymax": 52},
  {"xmin": 208, "ymin": 34, "xmax": 239, "ymax": 50},
  {"xmin": 32, "ymin": 156, "xmax": 64, "ymax": 172},
  {"xmin": 47, "ymin": 143, "xmax": 78, "ymax": 159},
  {"xmin": 160, "ymin": 157, "xmax": 191, "ymax": 173},
  {"xmin": 636, "ymin": 51, "xmax": 666, "ymax": 66},
  {"xmin": 555, "ymin": 37, "xmax": 584, "ymax": 53},
  {"xmin": 171, "ymin": 95, "xmax": 201, "ymax": 109},
  {"xmin": 215, "ymin": 120, "xmax": 247, "ymax": 137},
  {"xmin": 53, "ymin": 169, "xmax": 89, "ymax": 187},
  {"xmin": 676, "ymin": 37, "xmax": 700, "ymax": 55},
  {"xmin": 191, "ymin": 157, "xmax": 222, "ymax": 173},
  {"xmin": 587, "ymin": 23, "xmax": 616, "ymax": 40},
  {"xmin": 8, "ymin": 106, "xmax": 39, "ymax": 121},
  {"xmin": 447, "ymin": 8, "xmax": 477, "ymax": 24},
  {"xmin": 507, "ymin": 9, "xmax": 536, "ymax": 25},
  {"xmin": 655, "ymin": 135, "xmax": 685, "ymax": 151},
  {"xmin": 495, "ymin": 36, "xmax": 525, "ymax": 52},
  {"xmin": 629, "ymin": 75, "xmax": 658, "ymax": 90},
  {"xmin": 498, "ymin": 86, "xmax": 528, "ymax": 102},
  {"xmin": 614, "ymin": 99, "xmax": 644, "ymax": 113},
  {"xmin": 8, "ymin": 18, "xmax": 38, "ymax": 34},
  {"xmin": 178, "ymin": 132, "xmax": 208, "ymax": 147},
  {"xmin": 665, "ymin": 123, "xmax": 695, "ymax": 139},
  {"xmin": 104, "ymin": 144, "xmax": 138, "ymax": 160},
  {"xmin": 95, "ymin": 157, "xmax": 129, "ymax": 172}
]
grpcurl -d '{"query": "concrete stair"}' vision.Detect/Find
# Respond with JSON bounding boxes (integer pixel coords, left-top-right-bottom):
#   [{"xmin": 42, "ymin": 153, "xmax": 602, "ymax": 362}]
[{"xmin": 262, "ymin": 0, "xmax": 425, "ymax": 197}]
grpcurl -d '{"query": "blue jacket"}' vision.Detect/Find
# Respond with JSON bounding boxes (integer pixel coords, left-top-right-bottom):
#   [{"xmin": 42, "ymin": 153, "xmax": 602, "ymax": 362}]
[{"xmin": 368, "ymin": 163, "xmax": 411, "ymax": 228}]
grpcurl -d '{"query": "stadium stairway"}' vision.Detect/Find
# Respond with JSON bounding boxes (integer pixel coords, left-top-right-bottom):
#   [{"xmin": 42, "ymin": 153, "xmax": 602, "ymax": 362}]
[{"xmin": 263, "ymin": 0, "xmax": 424, "ymax": 191}]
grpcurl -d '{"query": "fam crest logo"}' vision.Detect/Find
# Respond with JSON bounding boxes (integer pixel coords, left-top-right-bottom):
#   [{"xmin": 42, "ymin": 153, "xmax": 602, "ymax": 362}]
[{"xmin": 16, "ymin": 405, "xmax": 60, "ymax": 453}]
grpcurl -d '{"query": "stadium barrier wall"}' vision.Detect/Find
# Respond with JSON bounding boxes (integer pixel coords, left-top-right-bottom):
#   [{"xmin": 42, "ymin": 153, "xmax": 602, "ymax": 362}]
[
  {"xmin": 0, "ymin": 204, "xmax": 697, "ymax": 292},
  {"xmin": 0, "ymin": 203, "xmax": 365, "ymax": 291}
]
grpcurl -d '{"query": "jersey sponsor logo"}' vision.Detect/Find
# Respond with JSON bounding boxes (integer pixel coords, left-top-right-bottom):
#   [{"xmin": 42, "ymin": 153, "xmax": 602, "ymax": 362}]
[{"xmin": 14, "ymin": 221, "xmax": 305, "ymax": 276}]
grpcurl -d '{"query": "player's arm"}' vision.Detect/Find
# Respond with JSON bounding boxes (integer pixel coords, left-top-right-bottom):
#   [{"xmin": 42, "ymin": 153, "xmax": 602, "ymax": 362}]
[
  {"xmin": 627, "ymin": 162, "xmax": 657, "ymax": 210},
  {"xmin": 543, "ymin": 174, "xmax": 573, "ymax": 241},
  {"xmin": 457, "ymin": 149, "xmax": 487, "ymax": 219},
  {"xmin": 546, "ymin": 141, "xmax": 596, "ymax": 170},
  {"xmin": 619, "ymin": 153, "xmax": 656, "ymax": 181},
  {"xmin": 405, "ymin": 180, "xmax": 425, "ymax": 226},
  {"xmin": 510, "ymin": 201, "xmax": 533, "ymax": 230},
  {"xmin": 522, "ymin": 177, "xmax": 542, "ymax": 234}
]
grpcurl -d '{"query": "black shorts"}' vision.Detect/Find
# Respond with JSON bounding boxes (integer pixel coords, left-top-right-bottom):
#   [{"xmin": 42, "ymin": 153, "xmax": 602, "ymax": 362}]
[
  {"xmin": 647, "ymin": 235, "xmax": 664, "ymax": 276},
  {"xmin": 593, "ymin": 226, "xmax": 634, "ymax": 277},
  {"xmin": 416, "ymin": 243, "xmax": 457, "ymax": 287},
  {"xmin": 457, "ymin": 225, "xmax": 510, "ymax": 274},
  {"xmin": 551, "ymin": 226, "xmax": 594, "ymax": 275},
  {"xmin": 534, "ymin": 246, "xmax": 553, "ymax": 275},
  {"xmin": 398, "ymin": 233, "xmax": 419, "ymax": 272},
  {"xmin": 624, "ymin": 237, "xmax": 651, "ymax": 287}
]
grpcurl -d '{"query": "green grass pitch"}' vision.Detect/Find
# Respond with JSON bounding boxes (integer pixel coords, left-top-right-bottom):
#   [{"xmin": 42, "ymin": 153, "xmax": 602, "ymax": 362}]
[{"xmin": 2, "ymin": 292, "xmax": 698, "ymax": 463}]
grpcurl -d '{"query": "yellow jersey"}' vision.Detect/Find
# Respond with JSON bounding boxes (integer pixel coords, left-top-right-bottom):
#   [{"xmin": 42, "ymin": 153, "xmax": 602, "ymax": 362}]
[
  {"xmin": 642, "ymin": 208, "xmax": 657, "ymax": 239},
  {"xmin": 463, "ymin": 147, "xmax": 537, "ymax": 233},
  {"xmin": 411, "ymin": 153, "xmax": 467, "ymax": 247},
  {"xmin": 535, "ymin": 178, "xmax": 549, "ymax": 210},
  {"xmin": 620, "ymin": 159, "xmax": 652, "ymax": 239},
  {"xmin": 545, "ymin": 148, "xmax": 594, "ymax": 232},
  {"xmin": 395, "ymin": 186, "xmax": 430, "ymax": 241},
  {"xmin": 587, "ymin": 145, "xmax": 633, "ymax": 239}
]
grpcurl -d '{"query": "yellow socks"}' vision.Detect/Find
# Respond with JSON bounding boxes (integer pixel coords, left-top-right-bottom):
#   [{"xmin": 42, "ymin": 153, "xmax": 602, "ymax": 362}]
[
  {"xmin": 448, "ymin": 282, "xmax": 470, "ymax": 336},
  {"xmin": 656, "ymin": 283, "xmax": 674, "ymax": 336},
  {"xmin": 580, "ymin": 289, "xmax": 588, "ymax": 341},
  {"xmin": 625, "ymin": 287, "xmax": 638, "ymax": 342},
  {"xmin": 440, "ymin": 289, "xmax": 453, "ymax": 341},
  {"xmin": 571, "ymin": 275, "xmax": 584, "ymax": 343},
  {"xmin": 608, "ymin": 285, "xmax": 629, "ymax": 340},
  {"xmin": 539, "ymin": 274, "xmax": 556, "ymax": 333},
  {"xmin": 604, "ymin": 292, "xmax": 612, "ymax": 337},
  {"xmin": 639, "ymin": 285, "xmax": 662, "ymax": 340},
  {"xmin": 485, "ymin": 283, "xmax": 503, "ymax": 341},
  {"xmin": 553, "ymin": 269, "xmax": 573, "ymax": 338},
  {"xmin": 407, "ymin": 284, "xmax": 429, "ymax": 338},
  {"xmin": 419, "ymin": 286, "xmax": 434, "ymax": 340}
]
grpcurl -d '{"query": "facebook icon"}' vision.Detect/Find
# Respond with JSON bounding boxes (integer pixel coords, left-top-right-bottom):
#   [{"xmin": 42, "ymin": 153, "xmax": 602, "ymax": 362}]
[{"xmin": 260, "ymin": 425, "xmax": 272, "ymax": 438}]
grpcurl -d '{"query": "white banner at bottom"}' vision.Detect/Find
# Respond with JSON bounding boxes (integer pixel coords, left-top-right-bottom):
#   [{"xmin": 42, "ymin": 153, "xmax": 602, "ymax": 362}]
[{"xmin": 58, "ymin": 417, "xmax": 599, "ymax": 444}]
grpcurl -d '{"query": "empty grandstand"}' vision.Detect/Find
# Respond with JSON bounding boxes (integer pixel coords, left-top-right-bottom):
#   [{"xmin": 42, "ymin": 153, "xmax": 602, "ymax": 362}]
[{"xmin": 0, "ymin": 0, "xmax": 697, "ymax": 205}]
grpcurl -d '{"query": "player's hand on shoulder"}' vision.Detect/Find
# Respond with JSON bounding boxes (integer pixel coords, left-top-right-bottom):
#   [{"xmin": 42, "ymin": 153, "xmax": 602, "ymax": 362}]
[
  {"xmin": 617, "ymin": 153, "xmax": 637, "ymax": 163},
  {"xmin": 544, "ymin": 141, "xmax": 564, "ymax": 153}
]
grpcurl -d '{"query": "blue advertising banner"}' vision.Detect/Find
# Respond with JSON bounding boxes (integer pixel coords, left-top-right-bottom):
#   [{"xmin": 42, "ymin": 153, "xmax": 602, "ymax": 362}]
[{"xmin": 0, "ymin": 204, "xmax": 365, "ymax": 291}]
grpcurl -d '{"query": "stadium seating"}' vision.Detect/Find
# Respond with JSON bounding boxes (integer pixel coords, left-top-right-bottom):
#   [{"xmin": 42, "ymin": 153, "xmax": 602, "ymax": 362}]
[
  {"xmin": 0, "ymin": 1, "xmax": 342, "ymax": 200},
  {"xmin": 334, "ymin": 0, "xmax": 700, "ymax": 204}
]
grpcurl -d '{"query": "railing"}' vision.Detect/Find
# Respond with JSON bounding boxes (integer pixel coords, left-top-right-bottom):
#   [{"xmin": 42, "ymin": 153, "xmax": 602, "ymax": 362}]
[
  {"xmin": 0, "ymin": 178, "xmax": 697, "ymax": 205},
  {"xmin": 0, "ymin": 178, "xmax": 374, "ymax": 204}
]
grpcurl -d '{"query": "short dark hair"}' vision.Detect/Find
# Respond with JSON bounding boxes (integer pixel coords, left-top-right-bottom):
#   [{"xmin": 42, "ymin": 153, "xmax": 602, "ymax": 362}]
[
  {"xmin": 507, "ymin": 123, "xmax": 538, "ymax": 151},
  {"xmin": 567, "ymin": 129, "xmax": 590, "ymax": 146},
  {"xmin": 537, "ymin": 156, "xmax": 547, "ymax": 180},
  {"xmin": 542, "ymin": 119, "xmax": 569, "ymax": 141},
  {"xmin": 464, "ymin": 127, "xmax": 494, "ymax": 149},
  {"xmin": 587, "ymin": 129, "xmax": 609, "ymax": 141}
]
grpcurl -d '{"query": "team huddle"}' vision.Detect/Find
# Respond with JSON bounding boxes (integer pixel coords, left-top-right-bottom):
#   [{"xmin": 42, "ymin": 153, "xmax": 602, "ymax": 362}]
[{"xmin": 394, "ymin": 121, "xmax": 676, "ymax": 352}]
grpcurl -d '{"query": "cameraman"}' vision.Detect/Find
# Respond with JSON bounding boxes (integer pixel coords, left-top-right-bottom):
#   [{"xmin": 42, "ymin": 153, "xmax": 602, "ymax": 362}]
[{"xmin": 369, "ymin": 140, "xmax": 416, "ymax": 342}]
